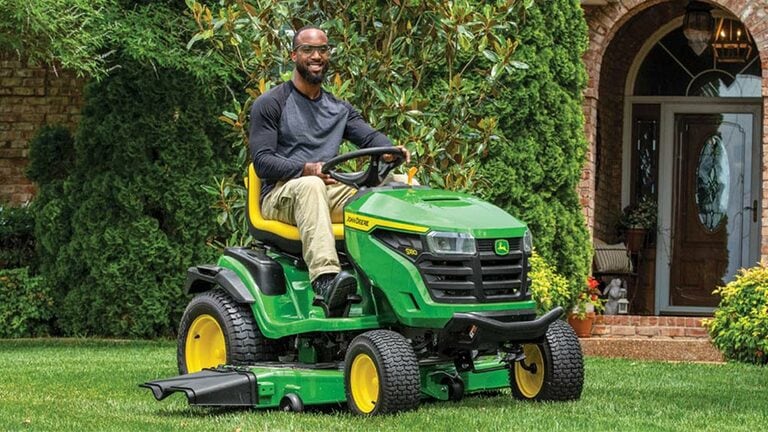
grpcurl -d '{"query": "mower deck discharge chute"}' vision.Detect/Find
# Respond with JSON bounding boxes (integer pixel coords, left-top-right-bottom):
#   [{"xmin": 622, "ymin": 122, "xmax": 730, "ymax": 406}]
[{"xmin": 143, "ymin": 148, "xmax": 584, "ymax": 414}]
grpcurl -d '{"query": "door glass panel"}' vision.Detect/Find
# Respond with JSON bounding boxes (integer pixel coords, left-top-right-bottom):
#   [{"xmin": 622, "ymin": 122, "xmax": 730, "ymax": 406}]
[
  {"xmin": 696, "ymin": 135, "xmax": 729, "ymax": 231},
  {"xmin": 720, "ymin": 114, "xmax": 751, "ymax": 284},
  {"xmin": 631, "ymin": 104, "xmax": 660, "ymax": 205}
]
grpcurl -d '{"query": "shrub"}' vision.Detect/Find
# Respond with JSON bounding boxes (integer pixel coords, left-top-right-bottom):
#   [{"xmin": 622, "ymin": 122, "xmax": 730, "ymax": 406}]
[
  {"xmin": 478, "ymin": 0, "xmax": 591, "ymax": 298},
  {"xmin": 0, "ymin": 204, "xmax": 36, "ymax": 270},
  {"xmin": 30, "ymin": 60, "xmax": 232, "ymax": 337},
  {"xmin": 529, "ymin": 251, "xmax": 572, "ymax": 315},
  {"xmin": 26, "ymin": 125, "xmax": 75, "ymax": 185},
  {"xmin": 704, "ymin": 264, "xmax": 768, "ymax": 365},
  {"xmin": 0, "ymin": 268, "xmax": 53, "ymax": 337}
]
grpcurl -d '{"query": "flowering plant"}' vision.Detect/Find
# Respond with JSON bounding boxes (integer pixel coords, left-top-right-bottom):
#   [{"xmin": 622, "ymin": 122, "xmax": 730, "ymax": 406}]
[{"xmin": 571, "ymin": 276, "xmax": 605, "ymax": 319}]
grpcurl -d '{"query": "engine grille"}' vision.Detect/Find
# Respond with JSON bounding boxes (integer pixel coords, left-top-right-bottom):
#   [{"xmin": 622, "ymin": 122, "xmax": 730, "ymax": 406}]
[{"xmin": 417, "ymin": 237, "xmax": 530, "ymax": 304}]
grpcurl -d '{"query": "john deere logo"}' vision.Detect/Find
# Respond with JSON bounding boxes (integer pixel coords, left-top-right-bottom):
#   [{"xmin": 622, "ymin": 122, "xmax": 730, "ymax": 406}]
[{"xmin": 494, "ymin": 239, "xmax": 509, "ymax": 256}]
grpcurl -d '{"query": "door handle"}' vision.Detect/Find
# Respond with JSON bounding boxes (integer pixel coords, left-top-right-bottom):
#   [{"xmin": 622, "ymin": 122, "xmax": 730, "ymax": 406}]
[{"xmin": 744, "ymin": 200, "xmax": 758, "ymax": 223}]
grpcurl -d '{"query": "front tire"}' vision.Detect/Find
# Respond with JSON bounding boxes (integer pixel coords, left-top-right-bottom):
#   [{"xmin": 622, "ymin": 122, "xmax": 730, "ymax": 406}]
[
  {"xmin": 177, "ymin": 288, "xmax": 274, "ymax": 374},
  {"xmin": 510, "ymin": 320, "xmax": 584, "ymax": 401},
  {"xmin": 344, "ymin": 330, "xmax": 420, "ymax": 415}
]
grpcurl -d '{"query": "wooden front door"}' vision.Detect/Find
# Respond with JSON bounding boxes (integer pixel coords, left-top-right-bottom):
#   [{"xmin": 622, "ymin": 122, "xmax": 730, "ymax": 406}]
[{"xmin": 670, "ymin": 113, "xmax": 753, "ymax": 307}]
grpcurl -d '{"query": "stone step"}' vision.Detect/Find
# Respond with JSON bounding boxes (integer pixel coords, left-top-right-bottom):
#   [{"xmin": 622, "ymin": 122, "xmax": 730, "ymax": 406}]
[
  {"xmin": 591, "ymin": 315, "xmax": 710, "ymax": 339},
  {"xmin": 580, "ymin": 337, "xmax": 724, "ymax": 363},
  {"xmin": 576, "ymin": 314, "xmax": 724, "ymax": 362}
]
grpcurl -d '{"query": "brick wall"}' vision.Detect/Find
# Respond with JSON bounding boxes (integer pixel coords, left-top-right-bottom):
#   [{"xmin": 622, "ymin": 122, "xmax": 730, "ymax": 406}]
[
  {"xmin": 0, "ymin": 52, "xmax": 84, "ymax": 205},
  {"xmin": 590, "ymin": 3, "xmax": 681, "ymax": 242}
]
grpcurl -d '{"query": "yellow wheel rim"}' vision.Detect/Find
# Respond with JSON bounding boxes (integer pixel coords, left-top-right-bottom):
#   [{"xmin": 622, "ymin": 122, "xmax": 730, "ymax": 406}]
[
  {"xmin": 515, "ymin": 344, "xmax": 545, "ymax": 398},
  {"xmin": 185, "ymin": 314, "xmax": 226, "ymax": 373},
  {"xmin": 350, "ymin": 353, "xmax": 379, "ymax": 413}
]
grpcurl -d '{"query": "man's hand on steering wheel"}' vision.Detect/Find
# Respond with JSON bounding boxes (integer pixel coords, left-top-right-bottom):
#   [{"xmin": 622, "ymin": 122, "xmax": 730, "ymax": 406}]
[
  {"xmin": 302, "ymin": 161, "xmax": 337, "ymax": 184},
  {"xmin": 382, "ymin": 145, "xmax": 410, "ymax": 164}
]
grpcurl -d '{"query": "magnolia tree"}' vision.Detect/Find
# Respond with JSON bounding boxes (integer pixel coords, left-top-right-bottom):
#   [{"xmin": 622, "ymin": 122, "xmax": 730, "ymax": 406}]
[{"xmin": 185, "ymin": 0, "xmax": 531, "ymax": 245}]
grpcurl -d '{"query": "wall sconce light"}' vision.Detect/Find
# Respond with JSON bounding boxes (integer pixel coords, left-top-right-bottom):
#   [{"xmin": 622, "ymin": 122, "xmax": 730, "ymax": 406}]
[{"xmin": 683, "ymin": 1, "xmax": 714, "ymax": 56}]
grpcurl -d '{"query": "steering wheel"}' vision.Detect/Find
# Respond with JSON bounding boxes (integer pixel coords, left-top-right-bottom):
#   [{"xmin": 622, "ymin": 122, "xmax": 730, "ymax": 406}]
[{"xmin": 321, "ymin": 147, "xmax": 405, "ymax": 188}]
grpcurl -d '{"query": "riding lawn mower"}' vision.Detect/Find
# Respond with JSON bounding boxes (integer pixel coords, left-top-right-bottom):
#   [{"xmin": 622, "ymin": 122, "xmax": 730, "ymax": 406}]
[{"xmin": 142, "ymin": 147, "xmax": 584, "ymax": 415}]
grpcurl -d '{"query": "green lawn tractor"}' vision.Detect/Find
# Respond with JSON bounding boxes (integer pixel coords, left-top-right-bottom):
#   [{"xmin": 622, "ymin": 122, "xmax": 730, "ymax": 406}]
[{"xmin": 142, "ymin": 148, "xmax": 583, "ymax": 415}]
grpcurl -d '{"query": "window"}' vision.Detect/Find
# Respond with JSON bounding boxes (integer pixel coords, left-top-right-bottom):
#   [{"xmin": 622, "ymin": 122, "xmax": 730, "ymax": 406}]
[{"xmin": 634, "ymin": 27, "xmax": 760, "ymax": 97}]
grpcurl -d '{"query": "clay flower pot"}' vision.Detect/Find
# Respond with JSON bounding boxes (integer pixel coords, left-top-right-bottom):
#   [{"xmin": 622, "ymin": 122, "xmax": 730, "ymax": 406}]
[{"xmin": 567, "ymin": 312, "xmax": 596, "ymax": 338}]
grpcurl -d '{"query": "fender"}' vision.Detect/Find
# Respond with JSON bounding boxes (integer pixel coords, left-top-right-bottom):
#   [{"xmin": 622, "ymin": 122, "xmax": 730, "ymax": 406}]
[{"xmin": 184, "ymin": 264, "xmax": 255, "ymax": 304}]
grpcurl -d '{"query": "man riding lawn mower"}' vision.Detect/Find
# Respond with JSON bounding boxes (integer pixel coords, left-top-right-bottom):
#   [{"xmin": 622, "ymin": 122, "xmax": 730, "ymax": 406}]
[{"xmin": 142, "ymin": 147, "xmax": 584, "ymax": 415}]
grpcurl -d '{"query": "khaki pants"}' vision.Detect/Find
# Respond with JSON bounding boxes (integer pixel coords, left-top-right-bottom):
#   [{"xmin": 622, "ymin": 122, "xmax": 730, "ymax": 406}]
[{"xmin": 262, "ymin": 174, "xmax": 410, "ymax": 281}]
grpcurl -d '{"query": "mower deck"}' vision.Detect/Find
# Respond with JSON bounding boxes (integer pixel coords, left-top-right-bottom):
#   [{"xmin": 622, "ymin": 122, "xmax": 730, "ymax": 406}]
[{"xmin": 142, "ymin": 357, "xmax": 512, "ymax": 409}]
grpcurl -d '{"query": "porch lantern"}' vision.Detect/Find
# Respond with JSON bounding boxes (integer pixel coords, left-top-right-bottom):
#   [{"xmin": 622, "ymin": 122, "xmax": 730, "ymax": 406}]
[
  {"xmin": 712, "ymin": 17, "xmax": 753, "ymax": 63},
  {"xmin": 683, "ymin": 1, "xmax": 714, "ymax": 56}
]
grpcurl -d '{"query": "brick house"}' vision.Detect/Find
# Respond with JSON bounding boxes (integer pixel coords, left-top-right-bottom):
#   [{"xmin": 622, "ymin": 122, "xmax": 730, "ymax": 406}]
[{"xmin": 580, "ymin": 0, "xmax": 768, "ymax": 315}]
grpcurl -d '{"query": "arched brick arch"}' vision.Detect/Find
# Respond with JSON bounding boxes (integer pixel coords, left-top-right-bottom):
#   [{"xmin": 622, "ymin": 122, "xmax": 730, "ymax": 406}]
[{"xmin": 579, "ymin": 0, "xmax": 768, "ymax": 257}]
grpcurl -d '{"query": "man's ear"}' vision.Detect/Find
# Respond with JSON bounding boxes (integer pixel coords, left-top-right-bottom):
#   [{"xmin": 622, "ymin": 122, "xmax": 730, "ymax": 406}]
[{"xmin": 290, "ymin": 50, "xmax": 297, "ymax": 62}]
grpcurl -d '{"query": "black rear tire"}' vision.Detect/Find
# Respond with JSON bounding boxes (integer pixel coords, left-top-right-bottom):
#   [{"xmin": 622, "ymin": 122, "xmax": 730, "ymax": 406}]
[
  {"xmin": 509, "ymin": 320, "xmax": 584, "ymax": 401},
  {"xmin": 344, "ymin": 330, "xmax": 420, "ymax": 415},
  {"xmin": 177, "ymin": 288, "xmax": 276, "ymax": 374}
]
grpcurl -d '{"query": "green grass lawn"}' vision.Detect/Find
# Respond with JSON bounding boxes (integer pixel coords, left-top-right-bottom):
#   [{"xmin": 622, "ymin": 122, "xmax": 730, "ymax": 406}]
[{"xmin": 0, "ymin": 339, "xmax": 766, "ymax": 432}]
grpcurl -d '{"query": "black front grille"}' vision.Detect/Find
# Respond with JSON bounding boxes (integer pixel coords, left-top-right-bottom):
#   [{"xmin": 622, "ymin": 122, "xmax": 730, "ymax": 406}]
[{"xmin": 417, "ymin": 237, "xmax": 530, "ymax": 303}]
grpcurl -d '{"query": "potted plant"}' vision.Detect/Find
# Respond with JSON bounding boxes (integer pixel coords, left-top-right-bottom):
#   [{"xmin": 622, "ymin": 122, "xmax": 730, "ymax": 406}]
[
  {"xmin": 619, "ymin": 195, "xmax": 657, "ymax": 252},
  {"xmin": 567, "ymin": 276, "xmax": 604, "ymax": 337}
]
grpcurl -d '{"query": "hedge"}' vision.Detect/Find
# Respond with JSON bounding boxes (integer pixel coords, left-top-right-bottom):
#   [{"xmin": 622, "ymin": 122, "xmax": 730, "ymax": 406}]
[
  {"xmin": 479, "ymin": 0, "xmax": 591, "ymax": 298},
  {"xmin": 29, "ymin": 61, "xmax": 232, "ymax": 337}
]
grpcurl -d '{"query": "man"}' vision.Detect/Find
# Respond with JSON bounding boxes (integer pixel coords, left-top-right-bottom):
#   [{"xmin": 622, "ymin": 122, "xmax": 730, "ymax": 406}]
[{"xmin": 249, "ymin": 26, "xmax": 409, "ymax": 317}]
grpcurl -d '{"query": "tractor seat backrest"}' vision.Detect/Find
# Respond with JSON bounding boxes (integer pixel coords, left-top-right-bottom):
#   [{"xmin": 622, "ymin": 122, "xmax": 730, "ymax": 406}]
[{"xmin": 246, "ymin": 164, "xmax": 344, "ymax": 254}]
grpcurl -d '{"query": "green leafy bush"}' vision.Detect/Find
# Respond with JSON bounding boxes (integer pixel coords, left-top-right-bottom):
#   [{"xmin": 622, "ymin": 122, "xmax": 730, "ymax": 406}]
[
  {"xmin": 0, "ymin": 268, "xmax": 53, "ymax": 337},
  {"xmin": 529, "ymin": 251, "xmax": 572, "ymax": 315},
  {"xmin": 704, "ymin": 264, "xmax": 768, "ymax": 365},
  {"xmin": 479, "ymin": 0, "xmax": 591, "ymax": 298},
  {"xmin": 0, "ymin": 204, "xmax": 36, "ymax": 270},
  {"xmin": 185, "ymin": 0, "xmax": 530, "ymax": 245},
  {"xmin": 30, "ymin": 60, "xmax": 232, "ymax": 337},
  {"xmin": 3, "ymin": 0, "xmax": 232, "ymax": 82}
]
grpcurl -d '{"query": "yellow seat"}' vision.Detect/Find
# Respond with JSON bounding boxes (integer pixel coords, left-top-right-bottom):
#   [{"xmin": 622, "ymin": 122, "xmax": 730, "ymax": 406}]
[{"xmin": 247, "ymin": 164, "xmax": 344, "ymax": 254}]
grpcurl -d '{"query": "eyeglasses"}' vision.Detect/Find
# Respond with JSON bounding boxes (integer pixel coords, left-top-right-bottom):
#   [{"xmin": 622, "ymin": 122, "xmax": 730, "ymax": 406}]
[{"xmin": 293, "ymin": 44, "xmax": 332, "ymax": 56}]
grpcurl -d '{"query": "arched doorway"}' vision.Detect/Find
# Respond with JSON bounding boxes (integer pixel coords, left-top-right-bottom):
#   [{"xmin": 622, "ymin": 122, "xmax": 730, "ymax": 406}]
[{"xmin": 590, "ymin": 1, "xmax": 762, "ymax": 315}]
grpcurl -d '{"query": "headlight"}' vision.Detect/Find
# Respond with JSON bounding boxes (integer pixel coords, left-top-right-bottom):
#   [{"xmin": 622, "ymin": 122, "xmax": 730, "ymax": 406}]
[
  {"xmin": 426, "ymin": 231, "xmax": 476, "ymax": 255},
  {"xmin": 523, "ymin": 229, "xmax": 533, "ymax": 253}
]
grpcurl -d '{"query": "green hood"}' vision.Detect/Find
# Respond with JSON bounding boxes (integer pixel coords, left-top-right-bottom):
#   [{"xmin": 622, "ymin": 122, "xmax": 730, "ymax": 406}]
[{"xmin": 346, "ymin": 187, "xmax": 527, "ymax": 238}]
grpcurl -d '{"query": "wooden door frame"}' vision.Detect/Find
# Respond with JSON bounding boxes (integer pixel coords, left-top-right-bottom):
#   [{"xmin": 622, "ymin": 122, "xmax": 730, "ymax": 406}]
[{"xmin": 653, "ymin": 102, "xmax": 761, "ymax": 314}]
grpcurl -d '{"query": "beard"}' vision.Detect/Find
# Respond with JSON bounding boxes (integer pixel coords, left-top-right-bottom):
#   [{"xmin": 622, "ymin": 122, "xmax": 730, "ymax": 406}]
[{"xmin": 296, "ymin": 60, "xmax": 328, "ymax": 85}]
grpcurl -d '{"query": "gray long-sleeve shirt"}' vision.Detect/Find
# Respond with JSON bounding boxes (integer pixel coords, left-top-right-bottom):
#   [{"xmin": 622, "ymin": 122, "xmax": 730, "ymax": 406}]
[{"xmin": 248, "ymin": 81, "xmax": 392, "ymax": 199}]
